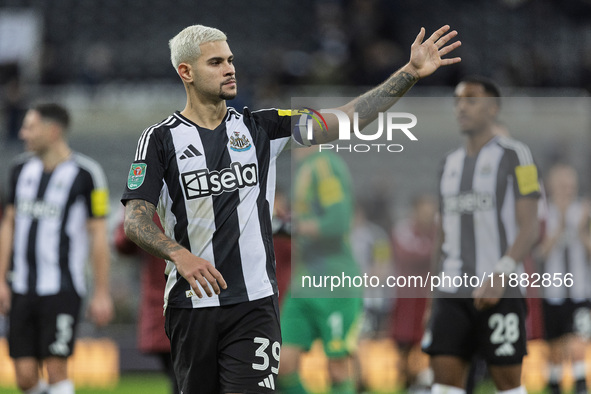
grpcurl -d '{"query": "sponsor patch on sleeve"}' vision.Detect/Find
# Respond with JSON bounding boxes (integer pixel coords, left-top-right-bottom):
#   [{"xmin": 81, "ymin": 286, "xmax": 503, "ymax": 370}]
[
  {"xmin": 515, "ymin": 164, "xmax": 540, "ymax": 195},
  {"xmin": 127, "ymin": 163, "xmax": 147, "ymax": 190}
]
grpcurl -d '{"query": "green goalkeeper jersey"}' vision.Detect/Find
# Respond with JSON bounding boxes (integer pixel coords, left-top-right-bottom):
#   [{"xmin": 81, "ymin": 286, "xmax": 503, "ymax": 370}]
[{"xmin": 293, "ymin": 150, "xmax": 360, "ymax": 281}]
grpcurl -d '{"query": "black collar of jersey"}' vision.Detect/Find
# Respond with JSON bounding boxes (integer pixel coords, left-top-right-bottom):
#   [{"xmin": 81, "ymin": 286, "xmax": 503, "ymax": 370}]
[{"xmin": 173, "ymin": 108, "xmax": 240, "ymax": 131}]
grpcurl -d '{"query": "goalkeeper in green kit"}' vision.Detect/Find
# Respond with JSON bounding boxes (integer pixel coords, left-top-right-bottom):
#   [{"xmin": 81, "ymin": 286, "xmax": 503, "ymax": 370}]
[{"xmin": 278, "ymin": 146, "xmax": 363, "ymax": 393}]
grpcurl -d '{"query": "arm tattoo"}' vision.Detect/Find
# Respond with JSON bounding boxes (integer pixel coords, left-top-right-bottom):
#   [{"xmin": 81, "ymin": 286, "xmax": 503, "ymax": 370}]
[
  {"xmin": 355, "ymin": 71, "xmax": 418, "ymax": 119},
  {"xmin": 124, "ymin": 199, "xmax": 183, "ymax": 260}
]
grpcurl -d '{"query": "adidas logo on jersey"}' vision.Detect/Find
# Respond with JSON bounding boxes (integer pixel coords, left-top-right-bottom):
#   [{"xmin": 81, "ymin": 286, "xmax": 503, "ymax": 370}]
[
  {"xmin": 495, "ymin": 342, "xmax": 516, "ymax": 357},
  {"xmin": 181, "ymin": 162, "xmax": 258, "ymax": 199},
  {"xmin": 258, "ymin": 373, "xmax": 275, "ymax": 390},
  {"xmin": 179, "ymin": 144, "xmax": 202, "ymax": 160}
]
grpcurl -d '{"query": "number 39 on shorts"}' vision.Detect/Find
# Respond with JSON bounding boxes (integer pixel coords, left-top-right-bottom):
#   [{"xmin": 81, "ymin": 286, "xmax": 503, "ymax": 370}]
[{"xmin": 252, "ymin": 337, "xmax": 281, "ymax": 374}]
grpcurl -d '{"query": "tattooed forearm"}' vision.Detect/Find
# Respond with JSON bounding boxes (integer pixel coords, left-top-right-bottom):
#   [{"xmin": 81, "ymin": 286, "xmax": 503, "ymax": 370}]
[
  {"xmin": 355, "ymin": 71, "xmax": 418, "ymax": 119},
  {"xmin": 124, "ymin": 199, "xmax": 183, "ymax": 260}
]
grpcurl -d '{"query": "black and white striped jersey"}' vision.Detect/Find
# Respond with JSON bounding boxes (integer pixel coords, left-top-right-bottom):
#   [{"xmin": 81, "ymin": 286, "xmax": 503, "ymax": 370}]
[
  {"xmin": 7, "ymin": 153, "xmax": 109, "ymax": 296},
  {"xmin": 437, "ymin": 136, "xmax": 541, "ymax": 295},
  {"xmin": 121, "ymin": 108, "xmax": 293, "ymax": 309},
  {"xmin": 543, "ymin": 201, "xmax": 590, "ymax": 302}
]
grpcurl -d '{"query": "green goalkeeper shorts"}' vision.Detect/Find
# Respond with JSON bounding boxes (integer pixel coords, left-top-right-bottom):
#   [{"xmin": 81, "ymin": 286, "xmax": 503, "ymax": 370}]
[{"xmin": 280, "ymin": 294, "xmax": 363, "ymax": 358}]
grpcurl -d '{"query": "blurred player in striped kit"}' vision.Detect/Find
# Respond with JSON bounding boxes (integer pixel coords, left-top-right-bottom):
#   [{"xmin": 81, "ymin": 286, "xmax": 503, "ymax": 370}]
[
  {"xmin": 422, "ymin": 77, "xmax": 541, "ymax": 394},
  {"xmin": 538, "ymin": 163, "xmax": 591, "ymax": 394},
  {"xmin": 0, "ymin": 103, "xmax": 114, "ymax": 394},
  {"xmin": 121, "ymin": 23, "xmax": 460, "ymax": 393}
]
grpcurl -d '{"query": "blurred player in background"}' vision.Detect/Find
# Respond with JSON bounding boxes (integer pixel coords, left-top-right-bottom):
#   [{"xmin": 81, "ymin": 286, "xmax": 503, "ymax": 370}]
[
  {"xmin": 114, "ymin": 213, "xmax": 178, "ymax": 394},
  {"xmin": 422, "ymin": 76, "xmax": 541, "ymax": 394},
  {"xmin": 272, "ymin": 188, "xmax": 292, "ymax": 307},
  {"xmin": 0, "ymin": 103, "xmax": 114, "ymax": 394},
  {"xmin": 537, "ymin": 163, "xmax": 591, "ymax": 394},
  {"xmin": 121, "ymin": 23, "xmax": 459, "ymax": 393},
  {"xmin": 461, "ymin": 119, "xmax": 546, "ymax": 393},
  {"xmin": 350, "ymin": 202, "xmax": 392, "ymax": 392},
  {"xmin": 351, "ymin": 202, "xmax": 392, "ymax": 338},
  {"xmin": 279, "ymin": 147, "xmax": 362, "ymax": 393},
  {"xmin": 390, "ymin": 194, "xmax": 437, "ymax": 392}
]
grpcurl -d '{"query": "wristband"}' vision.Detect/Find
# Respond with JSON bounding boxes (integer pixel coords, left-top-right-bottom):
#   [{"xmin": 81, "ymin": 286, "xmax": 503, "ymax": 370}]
[{"xmin": 494, "ymin": 255, "xmax": 516, "ymax": 275}]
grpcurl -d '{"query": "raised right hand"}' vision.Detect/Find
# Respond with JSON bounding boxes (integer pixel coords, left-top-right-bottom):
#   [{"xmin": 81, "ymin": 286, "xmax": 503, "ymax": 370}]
[{"xmin": 406, "ymin": 25, "xmax": 462, "ymax": 79}]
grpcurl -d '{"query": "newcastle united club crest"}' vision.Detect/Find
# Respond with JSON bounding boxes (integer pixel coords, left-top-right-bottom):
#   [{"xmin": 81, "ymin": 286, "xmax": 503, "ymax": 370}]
[{"xmin": 229, "ymin": 131, "xmax": 252, "ymax": 152}]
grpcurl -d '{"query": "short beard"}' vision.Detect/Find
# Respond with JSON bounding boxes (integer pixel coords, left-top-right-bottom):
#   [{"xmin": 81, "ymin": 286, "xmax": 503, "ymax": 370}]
[
  {"xmin": 220, "ymin": 91, "xmax": 237, "ymax": 100},
  {"xmin": 219, "ymin": 84, "xmax": 237, "ymax": 100}
]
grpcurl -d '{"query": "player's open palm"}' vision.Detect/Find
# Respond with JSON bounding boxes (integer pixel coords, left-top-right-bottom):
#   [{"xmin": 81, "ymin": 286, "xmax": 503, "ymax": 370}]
[
  {"xmin": 175, "ymin": 251, "xmax": 227, "ymax": 298},
  {"xmin": 409, "ymin": 25, "xmax": 461, "ymax": 79}
]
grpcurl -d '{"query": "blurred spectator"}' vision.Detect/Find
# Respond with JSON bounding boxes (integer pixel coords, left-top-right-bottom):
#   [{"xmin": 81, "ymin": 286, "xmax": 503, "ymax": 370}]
[
  {"xmin": 79, "ymin": 42, "xmax": 114, "ymax": 95},
  {"xmin": 39, "ymin": 41, "xmax": 68, "ymax": 86},
  {"xmin": 3, "ymin": 76, "xmax": 27, "ymax": 142},
  {"xmin": 271, "ymin": 188, "xmax": 292, "ymax": 306},
  {"xmin": 0, "ymin": 64, "xmax": 27, "ymax": 143},
  {"xmin": 309, "ymin": 1, "xmax": 351, "ymax": 85},
  {"xmin": 355, "ymin": 39, "xmax": 405, "ymax": 86},
  {"xmin": 114, "ymin": 213, "xmax": 178, "ymax": 394},
  {"xmin": 390, "ymin": 194, "xmax": 437, "ymax": 393},
  {"xmin": 362, "ymin": 182, "xmax": 394, "ymax": 234}
]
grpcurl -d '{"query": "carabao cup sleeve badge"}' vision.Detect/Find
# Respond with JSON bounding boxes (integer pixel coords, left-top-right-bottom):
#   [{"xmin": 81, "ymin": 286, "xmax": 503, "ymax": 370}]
[{"xmin": 128, "ymin": 163, "xmax": 147, "ymax": 190}]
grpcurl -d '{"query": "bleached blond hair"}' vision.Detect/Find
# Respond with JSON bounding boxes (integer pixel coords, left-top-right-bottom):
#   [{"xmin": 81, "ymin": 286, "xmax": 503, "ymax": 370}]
[{"xmin": 169, "ymin": 25, "xmax": 227, "ymax": 71}]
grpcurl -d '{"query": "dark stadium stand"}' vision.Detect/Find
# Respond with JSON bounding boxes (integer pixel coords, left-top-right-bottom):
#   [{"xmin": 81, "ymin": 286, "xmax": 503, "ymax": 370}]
[{"xmin": 1, "ymin": 0, "xmax": 590, "ymax": 89}]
